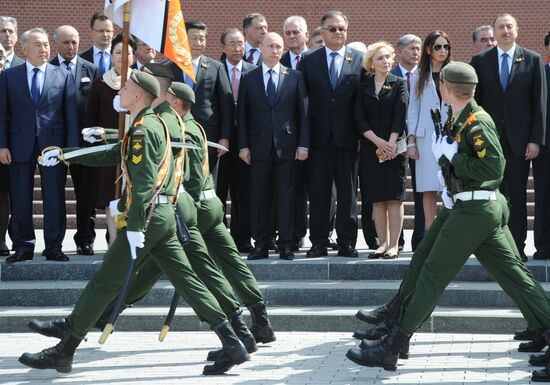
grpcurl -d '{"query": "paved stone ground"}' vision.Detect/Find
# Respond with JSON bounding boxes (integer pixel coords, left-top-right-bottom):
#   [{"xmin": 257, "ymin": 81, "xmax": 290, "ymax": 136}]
[{"xmin": 0, "ymin": 331, "xmax": 540, "ymax": 385}]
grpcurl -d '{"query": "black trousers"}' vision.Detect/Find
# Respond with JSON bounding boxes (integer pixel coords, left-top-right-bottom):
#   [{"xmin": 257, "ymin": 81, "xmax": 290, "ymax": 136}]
[
  {"xmin": 250, "ymin": 151, "xmax": 296, "ymax": 248},
  {"xmin": 307, "ymin": 143, "xmax": 358, "ymax": 247},
  {"xmin": 70, "ymin": 164, "xmax": 96, "ymax": 245},
  {"xmin": 293, "ymin": 160, "xmax": 308, "ymax": 243},
  {"xmin": 409, "ymin": 158, "xmax": 425, "ymax": 250},
  {"xmin": 533, "ymin": 149, "xmax": 550, "ymax": 253}
]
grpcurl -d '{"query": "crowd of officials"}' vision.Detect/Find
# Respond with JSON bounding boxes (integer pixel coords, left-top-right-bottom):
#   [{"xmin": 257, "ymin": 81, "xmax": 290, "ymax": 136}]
[{"xmin": 0, "ymin": 10, "xmax": 548, "ymax": 263}]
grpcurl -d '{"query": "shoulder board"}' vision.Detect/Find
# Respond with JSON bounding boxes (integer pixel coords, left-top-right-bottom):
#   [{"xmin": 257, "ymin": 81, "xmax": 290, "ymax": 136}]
[
  {"xmin": 466, "ymin": 112, "xmax": 477, "ymax": 125},
  {"xmin": 134, "ymin": 117, "xmax": 144, "ymax": 127}
]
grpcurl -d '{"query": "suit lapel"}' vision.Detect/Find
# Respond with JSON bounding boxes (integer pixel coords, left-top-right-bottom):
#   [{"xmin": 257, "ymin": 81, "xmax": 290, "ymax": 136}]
[
  {"xmin": 194, "ymin": 57, "xmax": 206, "ymax": 91},
  {"xmin": 18, "ymin": 64, "xmax": 34, "ymax": 105},
  {"xmin": 507, "ymin": 45, "xmax": 523, "ymax": 89},
  {"xmin": 75, "ymin": 58, "xmax": 84, "ymax": 83},
  {"xmin": 39, "ymin": 64, "xmax": 55, "ymax": 105},
  {"xmin": 487, "ymin": 48, "xmax": 503, "ymax": 95},
  {"xmin": 319, "ymin": 48, "xmax": 332, "ymax": 89},
  {"xmin": 273, "ymin": 65, "xmax": 288, "ymax": 106},
  {"xmin": 254, "ymin": 67, "xmax": 269, "ymax": 106},
  {"xmin": 335, "ymin": 47, "xmax": 353, "ymax": 90}
]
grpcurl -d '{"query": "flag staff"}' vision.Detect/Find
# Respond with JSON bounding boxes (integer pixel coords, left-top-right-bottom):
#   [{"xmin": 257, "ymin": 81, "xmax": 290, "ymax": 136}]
[{"xmin": 114, "ymin": 1, "xmax": 131, "ymax": 199}]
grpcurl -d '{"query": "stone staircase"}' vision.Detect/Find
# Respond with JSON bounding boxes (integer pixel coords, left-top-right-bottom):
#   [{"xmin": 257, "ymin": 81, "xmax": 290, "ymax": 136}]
[{"xmin": 0, "ymin": 168, "xmax": 537, "ymax": 335}]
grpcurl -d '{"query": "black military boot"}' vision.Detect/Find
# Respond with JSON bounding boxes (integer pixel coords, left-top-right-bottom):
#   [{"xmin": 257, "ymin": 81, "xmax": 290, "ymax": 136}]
[
  {"xmin": 530, "ymin": 350, "xmax": 550, "ymax": 367},
  {"xmin": 519, "ymin": 331, "xmax": 547, "ymax": 352},
  {"xmin": 203, "ymin": 320, "xmax": 250, "ymax": 375},
  {"xmin": 19, "ymin": 328, "xmax": 85, "ymax": 373},
  {"xmin": 247, "ymin": 301, "xmax": 276, "ymax": 343},
  {"xmin": 532, "ymin": 360, "xmax": 550, "ymax": 382},
  {"xmin": 355, "ymin": 295, "xmax": 400, "ymax": 325},
  {"xmin": 207, "ymin": 309, "xmax": 258, "ymax": 361},
  {"xmin": 95, "ymin": 301, "xmax": 128, "ymax": 331},
  {"xmin": 515, "ymin": 328, "xmax": 539, "ymax": 341},
  {"xmin": 359, "ymin": 336, "xmax": 409, "ymax": 359},
  {"xmin": 353, "ymin": 320, "xmax": 392, "ymax": 340},
  {"xmin": 28, "ymin": 318, "xmax": 68, "ymax": 339},
  {"xmin": 346, "ymin": 326, "xmax": 412, "ymax": 371}
]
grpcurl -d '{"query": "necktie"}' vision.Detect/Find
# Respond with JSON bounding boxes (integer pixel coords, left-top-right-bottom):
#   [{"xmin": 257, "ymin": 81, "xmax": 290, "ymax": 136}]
[
  {"xmin": 500, "ymin": 53, "xmax": 509, "ymax": 91},
  {"xmin": 406, "ymin": 72, "xmax": 411, "ymax": 93},
  {"xmin": 247, "ymin": 48, "xmax": 256, "ymax": 64},
  {"xmin": 295, "ymin": 55, "xmax": 301, "ymax": 70},
  {"xmin": 329, "ymin": 52, "xmax": 339, "ymax": 89},
  {"xmin": 231, "ymin": 66, "xmax": 239, "ymax": 104},
  {"xmin": 266, "ymin": 69, "xmax": 276, "ymax": 106},
  {"xmin": 31, "ymin": 68, "xmax": 41, "ymax": 107},
  {"xmin": 63, "ymin": 60, "xmax": 72, "ymax": 72},
  {"xmin": 98, "ymin": 51, "xmax": 106, "ymax": 74}
]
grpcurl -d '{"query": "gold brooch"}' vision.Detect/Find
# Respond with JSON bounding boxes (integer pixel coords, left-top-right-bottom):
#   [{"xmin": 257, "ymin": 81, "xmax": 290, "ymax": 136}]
[
  {"xmin": 515, "ymin": 55, "xmax": 525, "ymax": 63},
  {"xmin": 345, "ymin": 56, "xmax": 353, "ymax": 62},
  {"xmin": 281, "ymin": 69, "xmax": 290, "ymax": 76},
  {"xmin": 382, "ymin": 84, "xmax": 392, "ymax": 91},
  {"xmin": 200, "ymin": 62, "xmax": 210, "ymax": 69}
]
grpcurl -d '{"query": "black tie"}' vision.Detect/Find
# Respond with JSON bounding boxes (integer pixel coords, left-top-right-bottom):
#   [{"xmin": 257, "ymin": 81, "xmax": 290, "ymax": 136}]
[
  {"xmin": 266, "ymin": 69, "xmax": 276, "ymax": 107},
  {"xmin": 63, "ymin": 60, "xmax": 72, "ymax": 71}
]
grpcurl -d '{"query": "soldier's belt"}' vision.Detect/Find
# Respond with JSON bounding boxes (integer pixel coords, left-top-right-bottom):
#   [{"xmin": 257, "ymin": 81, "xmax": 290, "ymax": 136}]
[
  {"xmin": 199, "ymin": 188, "xmax": 217, "ymax": 201},
  {"xmin": 104, "ymin": 133, "xmax": 223, "ymax": 151},
  {"xmin": 453, "ymin": 190, "xmax": 497, "ymax": 203}
]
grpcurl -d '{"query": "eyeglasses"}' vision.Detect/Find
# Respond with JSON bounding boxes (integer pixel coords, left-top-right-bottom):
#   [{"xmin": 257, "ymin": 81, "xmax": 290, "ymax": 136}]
[
  {"xmin": 324, "ymin": 26, "xmax": 347, "ymax": 33},
  {"xmin": 433, "ymin": 44, "xmax": 450, "ymax": 51}
]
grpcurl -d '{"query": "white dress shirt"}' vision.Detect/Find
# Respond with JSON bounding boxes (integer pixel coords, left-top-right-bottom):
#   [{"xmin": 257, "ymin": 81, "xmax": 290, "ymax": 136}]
[
  {"xmin": 399, "ymin": 63, "xmax": 417, "ymax": 77},
  {"xmin": 93, "ymin": 46, "xmax": 111, "ymax": 68},
  {"xmin": 262, "ymin": 62, "xmax": 280, "ymax": 93},
  {"xmin": 289, "ymin": 50, "xmax": 306, "ymax": 70},
  {"xmin": 325, "ymin": 45, "xmax": 347, "ymax": 78},
  {"xmin": 497, "ymin": 44, "xmax": 516, "ymax": 75},
  {"xmin": 245, "ymin": 41, "xmax": 261, "ymax": 64},
  {"xmin": 25, "ymin": 61, "xmax": 47, "ymax": 95},
  {"xmin": 226, "ymin": 60, "xmax": 243, "ymax": 79},
  {"xmin": 4, "ymin": 52, "xmax": 15, "ymax": 69},
  {"xmin": 57, "ymin": 54, "xmax": 78, "ymax": 78}
]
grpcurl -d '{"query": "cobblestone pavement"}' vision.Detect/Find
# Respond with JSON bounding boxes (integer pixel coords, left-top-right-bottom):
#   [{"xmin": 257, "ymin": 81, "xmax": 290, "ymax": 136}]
[{"xmin": 0, "ymin": 331, "xmax": 540, "ymax": 385}]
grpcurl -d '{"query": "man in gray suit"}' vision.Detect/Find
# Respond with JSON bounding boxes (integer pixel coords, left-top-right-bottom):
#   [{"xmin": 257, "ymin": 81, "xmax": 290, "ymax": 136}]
[{"xmin": 0, "ymin": 16, "xmax": 24, "ymax": 69}]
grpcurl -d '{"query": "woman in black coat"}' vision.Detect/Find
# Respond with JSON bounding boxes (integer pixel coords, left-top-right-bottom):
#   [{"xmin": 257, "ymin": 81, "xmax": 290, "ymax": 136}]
[{"xmin": 355, "ymin": 41, "xmax": 408, "ymax": 259}]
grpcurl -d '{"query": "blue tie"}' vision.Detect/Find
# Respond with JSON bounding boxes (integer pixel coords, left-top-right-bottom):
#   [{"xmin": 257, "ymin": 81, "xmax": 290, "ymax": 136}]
[
  {"xmin": 500, "ymin": 53, "xmax": 509, "ymax": 92},
  {"xmin": 329, "ymin": 52, "xmax": 339, "ymax": 89},
  {"xmin": 99, "ymin": 51, "xmax": 106, "ymax": 74},
  {"xmin": 31, "ymin": 68, "xmax": 41, "ymax": 107},
  {"xmin": 266, "ymin": 69, "xmax": 276, "ymax": 107}
]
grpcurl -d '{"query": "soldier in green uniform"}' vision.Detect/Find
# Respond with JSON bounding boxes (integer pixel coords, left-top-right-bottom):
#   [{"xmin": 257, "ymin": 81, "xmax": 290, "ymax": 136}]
[
  {"xmin": 18, "ymin": 70, "xmax": 249, "ymax": 375},
  {"xmin": 345, "ymin": 62, "xmax": 550, "ymax": 372},
  {"xmin": 119, "ymin": 82, "xmax": 275, "ymax": 355}
]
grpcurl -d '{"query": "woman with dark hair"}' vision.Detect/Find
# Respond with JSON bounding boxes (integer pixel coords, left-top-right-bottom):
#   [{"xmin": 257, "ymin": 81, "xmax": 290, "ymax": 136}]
[
  {"xmin": 356, "ymin": 41, "xmax": 408, "ymax": 259},
  {"xmin": 406, "ymin": 31, "xmax": 451, "ymax": 231},
  {"xmin": 81, "ymin": 33, "xmax": 136, "ymax": 247}
]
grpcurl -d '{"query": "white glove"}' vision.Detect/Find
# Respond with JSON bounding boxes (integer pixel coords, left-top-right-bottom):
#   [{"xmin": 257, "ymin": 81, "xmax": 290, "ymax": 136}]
[
  {"xmin": 112, "ymin": 95, "xmax": 128, "ymax": 112},
  {"xmin": 431, "ymin": 132, "xmax": 443, "ymax": 162},
  {"xmin": 82, "ymin": 127, "xmax": 105, "ymax": 143},
  {"xmin": 126, "ymin": 231, "xmax": 145, "ymax": 260},
  {"xmin": 441, "ymin": 136, "xmax": 458, "ymax": 162},
  {"xmin": 39, "ymin": 149, "xmax": 61, "ymax": 167},
  {"xmin": 108, "ymin": 199, "xmax": 122, "ymax": 217},
  {"xmin": 441, "ymin": 187, "xmax": 454, "ymax": 209}
]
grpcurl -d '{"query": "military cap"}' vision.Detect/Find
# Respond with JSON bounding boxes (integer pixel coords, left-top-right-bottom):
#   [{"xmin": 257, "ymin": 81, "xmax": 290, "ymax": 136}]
[
  {"xmin": 129, "ymin": 69, "xmax": 161, "ymax": 98},
  {"xmin": 441, "ymin": 61, "xmax": 478, "ymax": 84},
  {"xmin": 167, "ymin": 82, "xmax": 195, "ymax": 104},
  {"xmin": 141, "ymin": 63, "xmax": 174, "ymax": 80}
]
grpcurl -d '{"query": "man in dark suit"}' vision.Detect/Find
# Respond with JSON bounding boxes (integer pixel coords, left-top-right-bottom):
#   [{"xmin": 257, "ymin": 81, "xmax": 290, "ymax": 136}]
[
  {"xmin": 216, "ymin": 28, "xmax": 256, "ymax": 253},
  {"xmin": 0, "ymin": 28, "xmax": 79, "ymax": 262},
  {"xmin": 280, "ymin": 15, "xmax": 310, "ymax": 251},
  {"xmin": 131, "ymin": 37, "xmax": 155, "ymax": 70},
  {"xmin": 243, "ymin": 13, "xmax": 267, "ymax": 65},
  {"xmin": 0, "ymin": 17, "xmax": 24, "ymax": 69},
  {"xmin": 238, "ymin": 32, "xmax": 309, "ymax": 261},
  {"xmin": 471, "ymin": 13, "xmax": 547, "ymax": 260},
  {"xmin": 51, "ymin": 25, "xmax": 100, "ymax": 256},
  {"xmin": 300, "ymin": 11, "xmax": 363, "ymax": 258},
  {"xmin": 472, "ymin": 25, "xmax": 497, "ymax": 53},
  {"xmin": 391, "ymin": 34, "xmax": 424, "ymax": 251},
  {"xmin": 167, "ymin": 21, "xmax": 233, "ymax": 173},
  {"xmin": 78, "ymin": 11, "xmax": 113, "ymax": 75}
]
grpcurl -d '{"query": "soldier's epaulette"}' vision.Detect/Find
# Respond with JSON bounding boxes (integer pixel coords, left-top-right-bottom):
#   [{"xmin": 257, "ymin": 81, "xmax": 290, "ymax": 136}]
[{"xmin": 134, "ymin": 117, "xmax": 145, "ymax": 127}]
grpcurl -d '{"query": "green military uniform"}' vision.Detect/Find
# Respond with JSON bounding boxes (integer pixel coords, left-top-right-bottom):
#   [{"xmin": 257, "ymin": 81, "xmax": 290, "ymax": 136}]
[
  {"xmin": 64, "ymin": 105, "xmax": 227, "ymax": 336},
  {"xmin": 399, "ymin": 98, "xmax": 550, "ymax": 333},
  {"xmin": 122, "ymin": 101, "xmax": 241, "ymax": 316}
]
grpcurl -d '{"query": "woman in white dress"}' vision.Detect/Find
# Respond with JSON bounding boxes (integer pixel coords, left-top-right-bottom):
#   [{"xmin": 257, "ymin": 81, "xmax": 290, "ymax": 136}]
[{"xmin": 406, "ymin": 31, "xmax": 452, "ymax": 230}]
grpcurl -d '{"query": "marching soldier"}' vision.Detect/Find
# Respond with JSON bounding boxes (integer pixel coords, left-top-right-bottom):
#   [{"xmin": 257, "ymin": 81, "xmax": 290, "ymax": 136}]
[
  {"xmin": 345, "ymin": 62, "xmax": 550, "ymax": 372},
  {"xmin": 19, "ymin": 70, "xmax": 249, "ymax": 375}
]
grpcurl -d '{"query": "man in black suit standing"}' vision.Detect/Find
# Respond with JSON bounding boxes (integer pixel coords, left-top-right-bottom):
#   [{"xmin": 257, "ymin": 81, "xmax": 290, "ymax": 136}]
[
  {"xmin": 300, "ymin": 11, "xmax": 363, "ymax": 258},
  {"xmin": 166, "ymin": 21, "xmax": 233, "ymax": 172},
  {"xmin": 243, "ymin": 13, "xmax": 267, "ymax": 65},
  {"xmin": 0, "ymin": 28, "xmax": 79, "ymax": 262},
  {"xmin": 280, "ymin": 15, "xmax": 309, "ymax": 251},
  {"xmin": 78, "ymin": 12, "xmax": 113, "ymax": 75},
  {"xmin": 0, "ymin": 16, "xmax": 24, "ymax": 69},
  {"xmin": 391, "ymin": 34, "xmax": 424, "ymax": 251},
  {"xmin": 51, "ymin": 25, "xmax": 100, "ymax": 256},
  {"xmin": 238, "ymin": 32, "xmax": 309, "ymax": 261},
  {"xmin": 471, "ymin": 13, "xmax": 547, "ymax": 260},
  {"xmin": 472, "ymin": 25, "xmax": 497, "ymax": 53},
  {"xmin": 217, "ymin": 28, "xmax": 256, "ymax": 253}
]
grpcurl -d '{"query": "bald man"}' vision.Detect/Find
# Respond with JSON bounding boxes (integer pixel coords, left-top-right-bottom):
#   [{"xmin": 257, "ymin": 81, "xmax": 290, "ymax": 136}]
[{"xmin": 51, "ymin": 25, "xmax": 100, "ymax": 256}]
